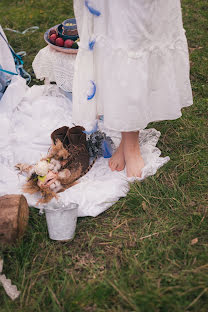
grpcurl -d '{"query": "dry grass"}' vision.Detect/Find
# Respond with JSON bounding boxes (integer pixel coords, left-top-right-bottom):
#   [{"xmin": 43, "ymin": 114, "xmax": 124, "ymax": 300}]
[{"xmin": 0, "ymin": 0, "xmax": 208, "ymax": 311}]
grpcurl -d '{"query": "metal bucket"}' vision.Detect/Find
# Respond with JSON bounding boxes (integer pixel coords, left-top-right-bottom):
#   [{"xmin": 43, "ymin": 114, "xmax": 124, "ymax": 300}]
[{"xmin": 44, "ymin": 203, "xmax": 78, "ymax": 241}]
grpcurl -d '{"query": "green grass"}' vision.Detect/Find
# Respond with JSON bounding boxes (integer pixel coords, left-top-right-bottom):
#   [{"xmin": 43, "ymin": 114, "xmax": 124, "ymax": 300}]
[{"xmin": 0, "ymin": 0, "xmax": 208, "ymax": 311}]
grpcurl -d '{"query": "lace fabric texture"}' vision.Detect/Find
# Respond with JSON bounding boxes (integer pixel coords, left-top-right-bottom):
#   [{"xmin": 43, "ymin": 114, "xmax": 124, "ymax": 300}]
[
  {"xmin": 0, "ymin": 78, "xmax": 169, "ymax": 217},
  {"xmin": 32, "ymin": 46, "xmax": 76, "ymax": 92},
  {"xmin": 72, "ymin": 0, "xmax": 193, "ymax": 131}
]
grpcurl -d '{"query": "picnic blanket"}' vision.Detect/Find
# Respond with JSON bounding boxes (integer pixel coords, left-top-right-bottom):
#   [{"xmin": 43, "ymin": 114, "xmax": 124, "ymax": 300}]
[{"xmin": 0, "ymin": 76, "xmax": 169, "ymax": 216}]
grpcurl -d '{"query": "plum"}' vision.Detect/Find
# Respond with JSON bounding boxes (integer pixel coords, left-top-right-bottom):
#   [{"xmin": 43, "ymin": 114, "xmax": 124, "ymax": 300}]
[
  {"xmin": 64, "ymin": 39, "xmax": 74, "ymax": 48},
  {"xmin": 49, "ymin": 29, "xmax": 57, "ymax": 36},
  {"xmin": 49, "ymin": 33, "xmax": 57, "ymax": 44},
  {"xmin": 55, "ymin": 37, "xmax": 64, "ymax": 47}
]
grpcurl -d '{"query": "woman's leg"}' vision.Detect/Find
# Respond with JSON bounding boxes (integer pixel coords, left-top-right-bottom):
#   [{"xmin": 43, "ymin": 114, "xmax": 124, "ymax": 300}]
[
  {"xmin": 108, "ymin": 139, "xmax": 125, "ymax": 171},
  {"xmin": 122, "ymin": 131, "xmax": 144, "ymax": 177},
  {"xmin": 109, "ymin": 131, "xmax": 144, "ymax": 177}
]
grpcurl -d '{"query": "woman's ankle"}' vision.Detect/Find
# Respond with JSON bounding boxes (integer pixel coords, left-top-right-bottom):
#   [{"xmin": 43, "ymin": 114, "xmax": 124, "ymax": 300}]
[
  {"xmin": 122, "ymin": 131, "xmax": 140, "ymax": 152},
  {"xmin": 122, "ymin": 131, "xmax": 144, "ymax": 177}
]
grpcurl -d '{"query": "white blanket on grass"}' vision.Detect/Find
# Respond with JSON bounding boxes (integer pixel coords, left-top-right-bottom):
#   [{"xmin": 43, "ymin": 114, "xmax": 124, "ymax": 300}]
[{"xmin": 0, "ymin": 76, "xmax": 169, "ymax": 217}]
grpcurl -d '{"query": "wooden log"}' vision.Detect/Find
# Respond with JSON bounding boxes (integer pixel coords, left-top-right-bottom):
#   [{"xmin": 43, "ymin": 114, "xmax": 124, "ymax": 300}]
[{"xmin": 0, "ymin": 194, "xmax": 29, "ymax": 244}]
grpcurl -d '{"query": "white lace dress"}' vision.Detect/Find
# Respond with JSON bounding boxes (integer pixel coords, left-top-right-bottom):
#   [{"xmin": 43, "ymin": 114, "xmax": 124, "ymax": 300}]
[{"xmin": 72, "ymin": 0, "xmax": 193, "ymax": 132}]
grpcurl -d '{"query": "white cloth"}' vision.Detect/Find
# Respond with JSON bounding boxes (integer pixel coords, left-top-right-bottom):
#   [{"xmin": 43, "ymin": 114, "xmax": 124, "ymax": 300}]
[
  {"xmin": 0, "ymin": 77, "xmax": 169, "ymax": 217},
  {"xmin": 0, "ymin": 25, "xmax": 16, "ymax": 74},
  {"xmin": 73, "ymin": 0, "xmax": 193, "ymax": 131},
  {"xmin": 32, "ymin": 46, "xmax": 76, "ymax": 92}
]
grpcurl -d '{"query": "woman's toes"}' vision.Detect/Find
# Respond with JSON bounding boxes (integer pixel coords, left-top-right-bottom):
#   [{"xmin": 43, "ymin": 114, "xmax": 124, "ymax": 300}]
[
  {"xmin": 108, "ymin": 159, "xmax": 113, "ymax": 169},
  {"xmin": 108, "ymin": 141, "xmax": 125, "ymax": 172},
  {"xmin": 109, "ymin": 158, "xmax": 125, "ymax": 171},
  {"xmin": 109, "ymin": 159, "xmax": 114, "ymax": 170},
  {"xmin": 109, "ymin": 160, "xmax": 124, "ymax": 172},
  {"xmin": 111, "ymin": 162, "xmax": 117, "ymax": 171},
  {"xmin": 117, "ymin": 165, "xmax": 124, "ymax": 171}
]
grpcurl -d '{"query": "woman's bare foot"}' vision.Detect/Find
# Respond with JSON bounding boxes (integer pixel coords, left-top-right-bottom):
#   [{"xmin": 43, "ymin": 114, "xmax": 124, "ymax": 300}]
[
  {"xmin": 122, "ymin": 132, "xmax": 145, "ymax": 178},
  {"xmin": 108, "ymin": 140, "xmax": 125, "ymax": 171}
]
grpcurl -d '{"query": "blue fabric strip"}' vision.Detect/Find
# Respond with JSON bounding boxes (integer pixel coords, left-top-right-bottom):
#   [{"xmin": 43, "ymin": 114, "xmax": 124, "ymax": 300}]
[
  {"xmin": 102, "ymin": 140, "xmax": 113, "ymax": 158},
  {"xmin": 0, "ymin": 68, "xmax": 18, "ymax": 76}
]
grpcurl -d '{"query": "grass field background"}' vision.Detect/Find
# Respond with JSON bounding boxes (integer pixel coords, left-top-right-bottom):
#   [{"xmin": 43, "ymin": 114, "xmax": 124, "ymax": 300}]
[{"xmin": 0, "ymin": 1, "xmax": 208, "ymax": 311}]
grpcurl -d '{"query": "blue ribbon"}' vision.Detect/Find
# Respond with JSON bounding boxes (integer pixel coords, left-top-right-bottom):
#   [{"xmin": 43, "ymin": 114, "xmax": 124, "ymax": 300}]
[
  {"xmin": 0, "ymin": 68, "xmax": 18, "ymax": 76},
  {"xmin": 85, "ymin": 0, "xmax": 101, "ymax": 16},
  {"xmin": 102, "ymin": 140, "xmax": 113, "ymax": 158}
]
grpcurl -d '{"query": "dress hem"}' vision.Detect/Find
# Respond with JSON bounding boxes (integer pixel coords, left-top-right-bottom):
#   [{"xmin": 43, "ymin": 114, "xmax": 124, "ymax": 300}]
[{"xmin": 102, "ymin": 102, "xmax": 193, "ymax": 133}]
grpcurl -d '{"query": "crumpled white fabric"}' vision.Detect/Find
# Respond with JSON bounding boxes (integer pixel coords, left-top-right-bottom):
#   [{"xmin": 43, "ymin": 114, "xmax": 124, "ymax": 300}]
[
  {"xmin": 0, "ymin": 25, "xmax": 16, "ymax": 74},
  {"xmin": 0, "ymin": 77, "xmax": 169, "ymax": 217},
  {"xmin": 0, "ymin": 258, "xmax": 20, "ymax": 301}
]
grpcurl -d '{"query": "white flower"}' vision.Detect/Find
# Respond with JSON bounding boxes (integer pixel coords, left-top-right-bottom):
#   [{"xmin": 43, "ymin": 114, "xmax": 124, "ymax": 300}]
[
  {"xmin": 48, "ymin": 159, "xmax": 61, "ymax": 173},
  {"xmin": 34, "ymin": 160, "xmax": 49, "ymax": 176}
]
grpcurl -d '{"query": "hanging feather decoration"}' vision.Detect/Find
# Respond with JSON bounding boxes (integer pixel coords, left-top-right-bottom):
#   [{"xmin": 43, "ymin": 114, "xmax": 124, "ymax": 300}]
[
  {"xmin": 89, "ymin": 39, "xmax": 96, "ymax": 50},
  {"xmin": 86, "ymin": 129, "xmax": 115, "ymax": 159},
  {"xmin": 87, "ymin": 80, "xmax": 96, "ymax": 100},
  {"xmin": 85, "ymin": 0, "xmax": 101, "ymax": 16}
]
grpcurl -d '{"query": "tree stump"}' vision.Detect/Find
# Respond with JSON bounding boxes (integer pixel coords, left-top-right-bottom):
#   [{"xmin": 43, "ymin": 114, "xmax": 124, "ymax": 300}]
[{"xmin": 0, "ymin": 194, "xmax": 29, "ymax": 244}]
